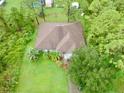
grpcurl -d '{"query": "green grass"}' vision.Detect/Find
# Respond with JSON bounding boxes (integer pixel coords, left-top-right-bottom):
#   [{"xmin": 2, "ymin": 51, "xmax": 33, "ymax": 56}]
[
  {"xmin": 45, "ymin": 7, "xmax": 68, "ymax": 22},
  {"xmin": 15, "ymin": 31, "xmax": 68, "ymax": 93},
  {"xmin": 37, "ymin": 7, "xmax": 68, "ymax": 23},
  {"xmin": 16, "ymin": 56, "xmax": 68, "ymax": 93}
]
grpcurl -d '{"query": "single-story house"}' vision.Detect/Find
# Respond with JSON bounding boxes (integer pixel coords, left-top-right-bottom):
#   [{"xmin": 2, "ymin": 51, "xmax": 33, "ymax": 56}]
[{"xmin": 35, "ymin": 22, "xmax": 85, "ymax": 60}]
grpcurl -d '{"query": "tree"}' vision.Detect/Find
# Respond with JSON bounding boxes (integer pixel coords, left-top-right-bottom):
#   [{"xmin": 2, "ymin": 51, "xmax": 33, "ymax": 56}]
[
  {"xmin": 0, "ymin": 8, "xmax": 10, "ymax": 32},
  {"xmin": 87, "ymin": 9, "xmax": 124, "ymax": 70},
  {"xmin": 69, "ymin": 47, "xmax": 116, "ymax": 93},
  {"xmin": 68, "ymin": 0, "xmax": 124, "ymax": 93},
  {"xmin": 114, "ymin": 0, "xmax": 124, "ymax": 14},
  {"xmin": 0, "ymin": 7, "xmax": 35, "ymax": 93}
]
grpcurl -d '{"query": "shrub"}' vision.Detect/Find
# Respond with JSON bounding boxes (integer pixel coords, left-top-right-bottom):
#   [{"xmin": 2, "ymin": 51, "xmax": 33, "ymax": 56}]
[
  {"xmin": 47, "ymin": 51, "xmax": 60, "ymax": 62},
  {"xmin": 27, "ymin": 48, "xmax": 43, "ymax": 62},
  {"xmin": 68, "ymin": 47, "xmax": 117, "ymax": 93},
  {"xmin": 0, "ymin": 7, "xmax": 35, "ymax": 93},
  {"xmin": 87, "ymin": 9, "xmax": 124, "ymax": 70}
]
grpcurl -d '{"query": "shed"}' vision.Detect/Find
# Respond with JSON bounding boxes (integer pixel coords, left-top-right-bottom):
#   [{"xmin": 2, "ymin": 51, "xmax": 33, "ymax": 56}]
[{"xmin": 45, "ymin": 0, "xmax": 53, "ymax": 7}]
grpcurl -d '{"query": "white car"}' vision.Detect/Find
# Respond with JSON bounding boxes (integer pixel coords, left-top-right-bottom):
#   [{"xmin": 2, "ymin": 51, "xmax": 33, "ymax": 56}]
[{"xmin": 0, "ymin": 0, "xmax": 5, "ymax": 6}]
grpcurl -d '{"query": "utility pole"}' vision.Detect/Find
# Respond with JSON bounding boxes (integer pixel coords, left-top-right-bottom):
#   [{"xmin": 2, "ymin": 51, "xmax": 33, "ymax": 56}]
[
  {"xmin": 32, "ymin": 2, "xmax": 39, "ymax": 25},
  {"xmin": 67, "ymin": 0, "xmax": 70, "ymax": 22},
  {"xmin": 40, "ymin": 0, "xmax": 45, "ymax": 22},
  {"xmin": 41, "ymin": 4, "xmax": 46, "ymax": 22}
]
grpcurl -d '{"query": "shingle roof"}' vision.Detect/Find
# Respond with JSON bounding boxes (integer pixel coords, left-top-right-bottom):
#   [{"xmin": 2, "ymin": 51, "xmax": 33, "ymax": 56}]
[{"xmin": 35, "ymin": 22, "xmax": 85, "ymax": 53}]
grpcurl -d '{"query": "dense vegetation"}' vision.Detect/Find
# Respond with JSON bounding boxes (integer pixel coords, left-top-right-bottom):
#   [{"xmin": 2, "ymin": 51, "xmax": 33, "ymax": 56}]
[
  {"xmin": 0, "ymin": 8, "xmax": 35, "ymax": 93},
  {"xmin": 0, "ymin": 0, "xmax": 67, "ymax": 92},
  {"xmin": 0, "ymin": 0, "xmax": 124, "ymax": 93},
  {"xmin": 69, "ymin": 47, "xmax": 117, "ymax": 93},
  {"xmin": 68, "ymin": 0, "xmax": 124, "ymax": 93}
]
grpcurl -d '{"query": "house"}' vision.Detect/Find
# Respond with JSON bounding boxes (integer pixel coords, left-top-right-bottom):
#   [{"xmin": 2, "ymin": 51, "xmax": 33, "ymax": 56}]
[{"xmin": 35, "ymin": 22, "xmax": 85, "ymax": 60}]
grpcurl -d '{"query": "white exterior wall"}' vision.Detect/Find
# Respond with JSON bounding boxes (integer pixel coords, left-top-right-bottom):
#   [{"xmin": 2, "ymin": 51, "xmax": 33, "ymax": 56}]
[
  {"xmin": 71, "ymin": 2, "xmax": 79, "ymax": 9},
  {"xmin": 45, "ymin": 0, "xmax": 53, "ymax": 7},
  {"xmin": 63, "ymin": 53, "xmax": 72, "ymax": 60}
]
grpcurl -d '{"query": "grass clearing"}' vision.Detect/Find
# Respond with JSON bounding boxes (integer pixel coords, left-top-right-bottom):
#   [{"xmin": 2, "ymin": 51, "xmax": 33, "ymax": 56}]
[
  {"xmin": 45, "ymin": 7, "xmax": 67, "ymax": 22},
  {"xmin": 16, "ymin": 55, "xmax": 68, "ymax": 93}
]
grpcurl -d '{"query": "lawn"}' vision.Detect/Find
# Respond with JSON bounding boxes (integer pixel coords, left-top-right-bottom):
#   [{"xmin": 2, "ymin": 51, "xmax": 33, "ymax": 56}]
[
  {"xmin": 16, "ymin": 55, "xmax": 68, "ymax": 93},
  {"xmin": 15, "ymin": 28, "xmax": 68, "ymax": 93},
  {"xmin": 45, "ymin": 7, "xmax": 68, "ymax": 22}
]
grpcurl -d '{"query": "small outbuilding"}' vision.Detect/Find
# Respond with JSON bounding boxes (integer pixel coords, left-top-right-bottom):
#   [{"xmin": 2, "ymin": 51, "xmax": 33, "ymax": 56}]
[{"xmin": 46, "ymin": 0, "xmax": 54, "ymax": 7}]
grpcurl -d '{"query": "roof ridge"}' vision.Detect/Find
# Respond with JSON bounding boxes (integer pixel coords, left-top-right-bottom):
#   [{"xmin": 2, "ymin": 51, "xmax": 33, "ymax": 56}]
[
  {"xmin": 36, "ymin": 26, "xmax": 59, "ymax": 47},
  {"xmin": 56, "ymin": 32, "xmax": 70, "ymax": 50}
]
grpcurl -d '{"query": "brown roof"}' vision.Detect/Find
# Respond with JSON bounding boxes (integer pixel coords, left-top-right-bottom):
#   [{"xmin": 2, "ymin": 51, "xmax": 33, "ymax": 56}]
[{"xmin": 35, "ymin": 22, "xmax": 85, "ymax": 53}]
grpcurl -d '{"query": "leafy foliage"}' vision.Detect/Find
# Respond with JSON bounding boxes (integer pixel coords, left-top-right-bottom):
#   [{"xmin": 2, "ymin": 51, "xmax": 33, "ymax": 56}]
[
  {"xmin": 47, "ymin": 51, "xmax": 60, "ymax": 62},
  {"xmin": 87, "ymin": 9, "xmax": 124, "ymax": 70},
  {"xmin": 0, "ymin": 7, "xmax": 35, "ymax": 93},
  {"xmin": 27, "ymin": 48, "xmax": 43, "ymax": 62},
  {"xmin": 27, "ymin": 48, "xmax": 61, "ymax": 63},
  {"xmin": 69, "ymin": 47, "xmax": 117, "ymax": 93},
  {"xmin": 114, "ymin": 0, "xmax": 124, "ymax": 14},
  {"xmin": 68, "ymin": 0, "xmax": 124, "ymax": 92}
]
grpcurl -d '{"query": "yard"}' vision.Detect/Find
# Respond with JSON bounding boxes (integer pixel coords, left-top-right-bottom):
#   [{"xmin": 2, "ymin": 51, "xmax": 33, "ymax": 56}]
[
  {"xmin": 16, "ymin": 54, "xmax": 68, "ymax": 93},
  {"xmin": 14, "ymin": 28, "xmax": 69, "ymax": 92},
  {"xmin": 1, "ymin": 0, "xmax": 69, "ymax": 93},
  {"xmin": 1, "ymin": 0, "xmax": 124, "ymax": 93},
  {"xmin": 4, "ymin": 0, "xmax": 67, "ymax": 22}
]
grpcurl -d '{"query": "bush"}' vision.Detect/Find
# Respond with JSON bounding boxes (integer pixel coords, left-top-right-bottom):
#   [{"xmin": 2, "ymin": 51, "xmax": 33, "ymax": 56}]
[
  {"xmin": 27, "ymin": 48, "xmax": 43, "ymax": 62},
  {"xmin": 87, "ymin": 9, "xmax": 124, "ymax": 70},
  {"xmin": 68, "ymin": 47, "xmax": 117, "ymax": 93},
  {"xmin": 0, "ymin": 7, "xmax": 35, "ymax": 93},
  {"xmin": 47, "ymin": 51, "xmax": 60, "ymax": 62}
]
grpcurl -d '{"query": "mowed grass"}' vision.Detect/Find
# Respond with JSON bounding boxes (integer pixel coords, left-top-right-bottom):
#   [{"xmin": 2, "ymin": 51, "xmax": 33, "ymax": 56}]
[
  {"xmin": 45, "ymin": 7, "xmax": 68, "ymax": 22},
  {"xmin": 16, "ymin": 55, "xmax": 68, "ymax": 93}
]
